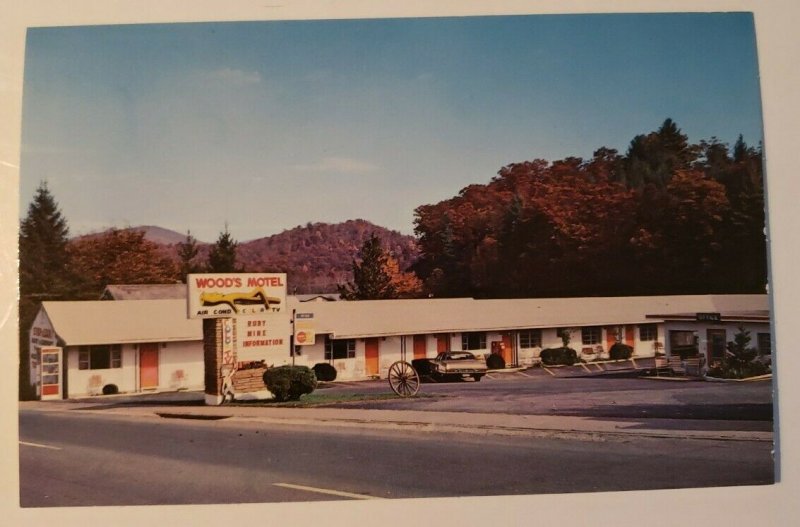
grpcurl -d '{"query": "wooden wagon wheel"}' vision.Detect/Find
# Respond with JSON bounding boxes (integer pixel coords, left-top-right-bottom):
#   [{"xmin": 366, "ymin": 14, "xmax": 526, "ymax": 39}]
[{"xmin": 388, "ymin": 360, "xmax": 420, "ymax": 397}]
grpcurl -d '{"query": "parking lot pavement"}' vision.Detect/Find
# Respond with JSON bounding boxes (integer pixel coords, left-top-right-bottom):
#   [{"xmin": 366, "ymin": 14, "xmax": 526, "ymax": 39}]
[{"xmin": 34, "ymin": 364, "xmax": 773, "ymax": 434}]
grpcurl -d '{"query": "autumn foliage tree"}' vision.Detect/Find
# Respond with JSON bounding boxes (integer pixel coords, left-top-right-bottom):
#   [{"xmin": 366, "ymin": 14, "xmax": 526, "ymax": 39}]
[
  {"xmin": 413, "ymin": 119, "xmax": 767, "ymax": 298},
  {"xmin": 66, "ymin": 228, "xmax": 179, "ymax": 297}
]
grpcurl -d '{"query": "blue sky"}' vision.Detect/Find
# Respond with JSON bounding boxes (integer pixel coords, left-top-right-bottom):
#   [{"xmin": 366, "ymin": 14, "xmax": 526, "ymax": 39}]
[{"xmin": 19, "ymin": 13, "xmax": 763, "ymax": 242}]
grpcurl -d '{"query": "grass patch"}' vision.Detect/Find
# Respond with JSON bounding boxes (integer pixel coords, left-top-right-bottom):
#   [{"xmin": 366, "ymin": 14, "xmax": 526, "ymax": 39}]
[{"xmin": 227, "ymin": 392, "xmax": 434, "ymax": 408}]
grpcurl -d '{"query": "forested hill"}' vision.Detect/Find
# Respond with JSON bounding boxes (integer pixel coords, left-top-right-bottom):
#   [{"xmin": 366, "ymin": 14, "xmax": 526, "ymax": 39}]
[
  {"xmin": 71, "ymin": 220, "xmax": 419, "ymax": 294},
  {"xmin": 236, "ymin": 220, "xmax": 419, "ymax": 293}
]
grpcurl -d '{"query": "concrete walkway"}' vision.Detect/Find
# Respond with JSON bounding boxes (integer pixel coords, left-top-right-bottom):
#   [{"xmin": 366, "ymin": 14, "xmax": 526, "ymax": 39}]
[{"xmin": 19, "ymin": 399, "xmax": 773, "ymax": 443}]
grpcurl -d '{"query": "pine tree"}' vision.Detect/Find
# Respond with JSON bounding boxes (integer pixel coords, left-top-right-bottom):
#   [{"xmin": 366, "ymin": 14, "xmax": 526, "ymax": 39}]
[
  {"xmin": 20, "ymin": 181, "xmax": 71, "ymax": 297},
  {"xmin": 177, "ymin": 230, "xmax": 203, "ymax": 280},
  {"xmin": 19, "ymin": 181, "xmax": 71, "ymax": 399},
  {"xmin": 338, "ymin": 234, "xmax": 396, "ymax": 300},
  {"xmin": 208, "ymin": 225, "xmax": 241, "ymax": 273}
]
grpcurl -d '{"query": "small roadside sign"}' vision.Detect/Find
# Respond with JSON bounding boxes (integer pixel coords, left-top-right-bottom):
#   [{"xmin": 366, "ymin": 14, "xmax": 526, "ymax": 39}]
[{"xmin": 295, "ymin": 313, "xmax": 316, "ymax": 346}]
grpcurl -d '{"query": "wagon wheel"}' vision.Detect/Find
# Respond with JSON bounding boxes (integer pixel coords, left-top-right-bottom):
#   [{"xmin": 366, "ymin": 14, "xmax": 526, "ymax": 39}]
[{"xmin": 388, "ymin": 361, "xmax": 420, "ymax": 397}]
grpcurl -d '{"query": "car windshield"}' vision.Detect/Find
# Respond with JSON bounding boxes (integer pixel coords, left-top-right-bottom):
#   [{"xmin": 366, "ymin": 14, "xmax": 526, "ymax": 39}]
[{"xmin": 445, "ymin": 353, "xmax": 474, "ymax": 361}]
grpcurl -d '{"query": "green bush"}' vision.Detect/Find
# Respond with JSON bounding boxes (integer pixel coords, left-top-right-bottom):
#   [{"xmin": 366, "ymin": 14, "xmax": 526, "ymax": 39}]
[
  {"xmin": 609, "ymin": 343, "xmax": 633, "ymax": 360},
  {"xmin": 486, "ymin": 353, "xmax": 505, "ymax": 370},
  {"xmin": 312, "ymin": 363, "xmax": 337, "ymax": 382},
  {"xmin": 263, "ymin": 366, "xmax": 317, "ymax": 402},
  {"xmin": 706, "ymin": 326, "xmax": 771, "ymax": 379},
  {"xmin": 539, "ymin": 347, "xmax": 578, "ymax": 366}
]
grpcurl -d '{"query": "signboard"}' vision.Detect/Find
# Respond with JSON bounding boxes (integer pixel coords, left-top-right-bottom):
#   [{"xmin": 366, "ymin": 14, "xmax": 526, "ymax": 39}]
[
  {"xmin": 40, "ymin": 347, "xmax": 62, "ymax": 400},
  {"xmin": 696, "ymin": 312, "xmax": 722, "ymax": 323},
  {"xmin": 236, "ymin": 316, "xmax": 292, "ymax": 361},
  {"xmin": 295, "ymin": 312, "xmax": 316, "ymax": 346},
  {"xmin": 187, "ymin": 273, "xmax": 287, "ymax": 319}
]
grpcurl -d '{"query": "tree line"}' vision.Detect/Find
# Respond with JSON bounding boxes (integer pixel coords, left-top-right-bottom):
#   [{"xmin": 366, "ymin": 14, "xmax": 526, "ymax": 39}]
[{"xmin": 412, "ymin": 119, "xmax": 766, "ymax": 298}]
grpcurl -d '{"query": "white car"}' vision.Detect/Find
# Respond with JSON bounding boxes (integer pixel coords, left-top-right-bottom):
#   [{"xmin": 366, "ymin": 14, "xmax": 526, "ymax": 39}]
[{"xmin": 429, "ymin": 351, "xmax": 488, "ymax": 382}]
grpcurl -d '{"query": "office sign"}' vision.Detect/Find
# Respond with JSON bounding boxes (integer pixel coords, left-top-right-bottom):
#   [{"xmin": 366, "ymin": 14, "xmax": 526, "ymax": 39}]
[{"xmin": 187, "ymin": 273, "xmax": 287, "ymax": 319}]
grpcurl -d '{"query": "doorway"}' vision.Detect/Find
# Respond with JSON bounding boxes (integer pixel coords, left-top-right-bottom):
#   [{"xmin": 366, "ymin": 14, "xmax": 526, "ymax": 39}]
[
  {"xmin": 707, "ymin": 329, "xmax": 727, "ymax": 367},
  {"xmin": 139, "ymin": 343, "xmax": 159, "ymax": 390},
  {"xmin": 365, "ymin": 338, "xmax": 380, "ymax": 376}
]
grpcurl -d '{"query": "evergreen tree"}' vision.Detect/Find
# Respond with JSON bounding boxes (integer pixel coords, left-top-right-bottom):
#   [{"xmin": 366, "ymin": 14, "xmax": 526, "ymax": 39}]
[
  {"xmin": 338, "ymin": 234, "xmax": 396, "ymax": 300},
  {"xmin": 20, "ymin": 181, "xmax": 71, "ymax": 297},
  {"xmin": 19, "ymin": 181, "xmax": 71, "ymax": 399},
  {"xmin": 208, "ymin": 225, "xmax": 241, "ymax": 273},
  {"xmin": 177, "ymin": 230, "xmax": 203, "ymax": 280}
]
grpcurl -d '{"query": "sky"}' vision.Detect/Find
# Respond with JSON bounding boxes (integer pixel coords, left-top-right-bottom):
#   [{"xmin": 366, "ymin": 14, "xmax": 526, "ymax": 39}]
[{"xmin": 19, "ymin": 12, "xmax": 764, "ymax": 243}]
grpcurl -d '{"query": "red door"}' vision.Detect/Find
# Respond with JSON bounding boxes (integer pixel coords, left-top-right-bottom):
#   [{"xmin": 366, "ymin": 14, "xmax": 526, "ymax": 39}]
[
  {"xmin": 625, "ymin": 326, "xmax": 635, "ymax": 347},
  {"xmin": 140, "ymin": 344, "xmax": 159, "ymax": 389},
  {"xmin": 436, "ymin": 334, "xmax": 450, "ymax": 353},
  {"xmin": 413, "ymin": 335, "xmax": 427, "ymax": 360},
  {"xmin": 501, "ymin": 334, "xmax": 513, "ymax": 364},
  {"xmin": 365, "ymin": 338, "xmax": 380, "ymax": 376}
]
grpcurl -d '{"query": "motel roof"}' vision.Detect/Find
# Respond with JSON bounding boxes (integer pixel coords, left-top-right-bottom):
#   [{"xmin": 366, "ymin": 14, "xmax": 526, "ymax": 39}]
[
  {"xmin": 293, "ymin": 294, "xmax": 769, "ymax": 339},
  {"xmin": 41, "ymin": 299, "xmax": 201, "ymax": 346},
  {"xmin": 100, "ymin": 284, "xmax": 187, "ymax": 300},
  {"xmin": 37, "ymin": 294, "xmax": 769, "ymax": 346}
]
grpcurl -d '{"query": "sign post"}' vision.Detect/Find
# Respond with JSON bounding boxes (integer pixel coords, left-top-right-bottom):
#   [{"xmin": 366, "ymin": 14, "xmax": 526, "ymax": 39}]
[{"xmin": 187, "ymin": 273, "xmax": 289, "ymax": 405}]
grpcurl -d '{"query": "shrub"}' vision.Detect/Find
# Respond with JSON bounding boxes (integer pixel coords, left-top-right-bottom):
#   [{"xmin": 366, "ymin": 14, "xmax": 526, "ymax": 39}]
[
  {"xmin": 707, "ymin": 326, "xmax": 771, "ymax": 379},
  {"xmin": 411, "ymin": 358, "xmax": 434, "ymax": 376},
  {"xmin": 312, "ymin": 363, "xmax": 337, "ymax": 382},
  {"xmin": 102, "ymin": 384, "xmax": 119, "ymax": 395},
  {"xmin": 486, "ymin": 354, "xmax": 506, "ymax": 370},
  {"xmin": 539, "ymin": 347, "xmax": 578, "ymax": 366},
  {"xmin": 263, "ymin": 366, "xmax": 317, "ymax": 402},
  {"xmin": 609, "ymin": 343, "xmax": 633, "ymax": 360}
]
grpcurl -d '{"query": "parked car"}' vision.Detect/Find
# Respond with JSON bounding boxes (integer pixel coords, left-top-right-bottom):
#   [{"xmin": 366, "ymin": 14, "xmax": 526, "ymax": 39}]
[{"xmin": 429, "ymin": 351, "xmax": 488, "ymax": 382}]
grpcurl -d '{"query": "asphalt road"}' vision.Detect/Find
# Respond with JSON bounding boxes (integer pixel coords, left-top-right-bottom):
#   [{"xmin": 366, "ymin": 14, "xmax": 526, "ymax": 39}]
[{"xmin": 19, "ymin": 409, "xmax": 774, "ymax": 507}]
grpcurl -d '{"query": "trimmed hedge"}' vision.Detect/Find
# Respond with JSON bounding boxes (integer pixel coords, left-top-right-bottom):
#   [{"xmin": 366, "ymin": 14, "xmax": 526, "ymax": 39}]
[
  {"xmin": 312, "ymin": 362, "xmax": 337, "ymax": 382},
  {"xmin": 263, "ymin": 365, "xmax": 317, "ymax": 402},
  {"xmin": 609, "ymin": 343, "xmax": 633, "ymax": 360},
  {"xmin": 539, "ymin": 347, "xmax": 578, "ymax": 366},
  {"xmin": 486, "ymin": 353, "xmax": 506, "ymax": 370}
]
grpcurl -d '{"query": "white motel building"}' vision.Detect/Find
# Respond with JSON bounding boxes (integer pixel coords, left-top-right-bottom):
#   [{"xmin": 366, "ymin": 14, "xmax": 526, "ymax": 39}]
[{"xmin": 28, "ymin": 285, "xmax": 771, "ymax": 400}]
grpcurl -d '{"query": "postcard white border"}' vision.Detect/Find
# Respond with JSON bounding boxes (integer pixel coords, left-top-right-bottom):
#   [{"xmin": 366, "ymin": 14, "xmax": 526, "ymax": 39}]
[{"xmin": 2, "ymin": 1, "xmax": 797, "ymax": 526}]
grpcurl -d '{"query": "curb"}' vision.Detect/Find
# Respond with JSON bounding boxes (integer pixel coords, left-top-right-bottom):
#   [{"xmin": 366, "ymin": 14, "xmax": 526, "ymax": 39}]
[{"xmin": 36, "ymin": 404, "xmax": 773, "ymax": 444}]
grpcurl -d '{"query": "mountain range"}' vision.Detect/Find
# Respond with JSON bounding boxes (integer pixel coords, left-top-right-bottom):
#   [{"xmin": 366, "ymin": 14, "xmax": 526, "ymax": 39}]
[{"xmin": 78, "ymin": 220, "xmax": 420, "ymax": 294}]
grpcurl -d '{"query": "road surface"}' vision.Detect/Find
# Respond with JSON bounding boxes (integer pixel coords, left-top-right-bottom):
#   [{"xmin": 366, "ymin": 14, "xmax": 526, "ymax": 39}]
[{"xmin": 19, "ymin": 409, "xmax": 774, "ymax": 507}]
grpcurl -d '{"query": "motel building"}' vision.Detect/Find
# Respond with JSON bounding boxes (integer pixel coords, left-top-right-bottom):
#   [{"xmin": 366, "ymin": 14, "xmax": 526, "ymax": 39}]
[{"xmin": 28, "ymin": 288, "xmax": 769, "ymax": 400}]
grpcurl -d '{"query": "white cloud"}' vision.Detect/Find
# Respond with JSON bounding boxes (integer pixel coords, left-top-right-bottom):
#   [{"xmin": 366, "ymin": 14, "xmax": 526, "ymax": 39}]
[{"xmin": 290, "ymin": 156, "xmax": 380, "ymax": 174}]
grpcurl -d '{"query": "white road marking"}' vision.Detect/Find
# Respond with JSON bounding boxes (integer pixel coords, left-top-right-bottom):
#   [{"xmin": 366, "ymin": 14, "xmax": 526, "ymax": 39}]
[
  {"xmin": 274, "ymin": 483, "xmax": 385, "ymax": 500},
  {"xmin": 19, "ymin": 441, "xmax": 62, "ymax": 450}
]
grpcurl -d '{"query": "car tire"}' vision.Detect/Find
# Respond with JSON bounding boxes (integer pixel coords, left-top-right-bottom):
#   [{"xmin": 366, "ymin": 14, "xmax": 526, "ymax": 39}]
[{"xmin": 472, "ymin": 374, "xmax": 482, "ymax": 382}]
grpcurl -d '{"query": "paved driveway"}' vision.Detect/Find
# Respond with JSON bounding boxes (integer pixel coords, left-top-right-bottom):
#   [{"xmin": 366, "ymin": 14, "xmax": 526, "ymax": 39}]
[{"xmin": 319, "ymin": 369, "xmax": 774, "ymax": 422}]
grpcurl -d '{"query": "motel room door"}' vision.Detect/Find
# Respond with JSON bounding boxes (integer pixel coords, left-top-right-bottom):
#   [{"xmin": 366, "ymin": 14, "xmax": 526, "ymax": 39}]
[
  {"xmin": 501, "ymin": 333, "xmax": 513, "ymax": 364},
  {"xmin": 413, "ymin": 335, "xmax": 427, "ymax": 360},
  {"xmin": 436, "ymin": 334, "xmax": 450, "ymax": 354},
  {"xmin": 707, "ymin": 329, "xmax": 727, "ymax": 367},
  {"xmin": 365, "ymin": 338, "xmax": 380, "ymax": 376},
  {"xmin": 139, "ymin": 343, "xmax": 160, "ymax": 390}
]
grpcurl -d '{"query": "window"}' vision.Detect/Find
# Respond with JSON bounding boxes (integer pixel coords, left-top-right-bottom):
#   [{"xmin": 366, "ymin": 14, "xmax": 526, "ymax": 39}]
[
  {"xmin": 461, "ymin": 332, "xmax": 487, "ymax": 351},
  {"xmin": 757, "ymin": 333, "xmax": 772, "ymax": 355},
  {"xmin": 519, "ymin": 329, "xmax": 542, "ymax": 349},
  {"xmin": 325, "ymin": 337, "xmax": 355, "ymax": 360},
  {"xmin": 78, "ymin": 345, "xmax": 122, "ymax": 370},
  {"xmin": 581, "ymin": 327, "xmax": 601, "ymax": 346},
  {"xmin": 639, "ymin": 324, "xmax": 658, "ymax": 342}
]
